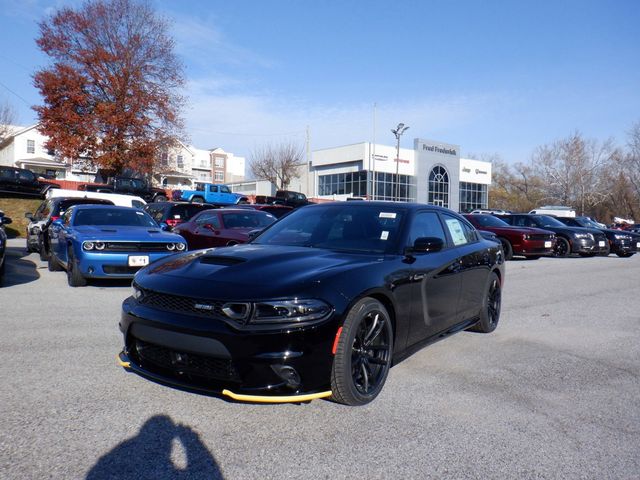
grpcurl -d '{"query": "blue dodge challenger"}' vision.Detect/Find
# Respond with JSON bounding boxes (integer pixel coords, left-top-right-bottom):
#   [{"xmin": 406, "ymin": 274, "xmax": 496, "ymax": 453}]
[{"xmin": 48, "ymin": 205, "xmax": 187, "ymax": 287}]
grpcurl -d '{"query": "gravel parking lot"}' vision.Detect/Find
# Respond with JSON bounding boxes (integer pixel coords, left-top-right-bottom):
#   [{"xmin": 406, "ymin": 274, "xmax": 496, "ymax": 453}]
[{"xmin": 1, "ymin": 238, "xmax": 639, "ymax": 480}]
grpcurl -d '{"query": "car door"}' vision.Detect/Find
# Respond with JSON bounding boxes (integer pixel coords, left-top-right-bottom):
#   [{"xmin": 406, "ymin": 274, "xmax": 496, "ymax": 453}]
[
  {"xmin": 441, "ymin": 213, "xmax": 488, "ymax": 322},
  {"xmin": 17, "ymin": 169, "xmax": 39, "ymax": 195},
  {"xmin": 50, "ymin": 208, "xmax": 73, "ymax": 264},
  {"xmin": 405, "ymin": 210, "xmax": 462, "ymax": 346},
  {"xmin": 219, "ymin": 185, "xmax": 237, "ymax": 204},
  {"xmin": 186, "ymin": 211, "xmax": 223, "ymax": 249}
]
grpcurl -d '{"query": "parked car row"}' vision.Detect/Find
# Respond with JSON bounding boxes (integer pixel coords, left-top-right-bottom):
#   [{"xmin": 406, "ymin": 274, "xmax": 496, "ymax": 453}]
[{"xmin": 467, "ymin": 211, "xmax": 639, "ymax": 259}]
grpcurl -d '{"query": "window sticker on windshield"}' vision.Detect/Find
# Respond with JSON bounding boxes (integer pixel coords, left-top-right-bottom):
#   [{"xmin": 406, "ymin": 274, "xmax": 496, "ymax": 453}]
[
  {"xmin": 445, "ymin": 218, "xmax": 467, "ymax": 246},
  {"xmin": 380, "ymin": 230, "xmax": 389, "ymax": 240},
  {"xmin": 379, "ymin": 212, "xmax": 397, "ymax": 219}
]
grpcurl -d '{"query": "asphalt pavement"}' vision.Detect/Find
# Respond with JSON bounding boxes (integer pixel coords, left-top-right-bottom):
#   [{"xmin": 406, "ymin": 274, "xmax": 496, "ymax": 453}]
[{"xmin": 1, "ymin": 238, "xmax": 639, "ymax": 479}]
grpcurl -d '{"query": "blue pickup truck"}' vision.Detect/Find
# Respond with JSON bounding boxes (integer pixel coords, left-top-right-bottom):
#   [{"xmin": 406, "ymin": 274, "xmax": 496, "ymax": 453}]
[{"xmin": 179, "ymin": 183, "xmax": 248, "ymax": 205}]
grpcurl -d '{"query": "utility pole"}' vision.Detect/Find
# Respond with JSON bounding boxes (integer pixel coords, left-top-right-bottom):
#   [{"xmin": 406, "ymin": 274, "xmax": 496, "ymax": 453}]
[
  {"xmin": 391, "ymin": 122, "xmax": 409, "ymax": 201},
  {"xmin": 306, "ymin": 125, "xmax": 310, "ymax": 197}
]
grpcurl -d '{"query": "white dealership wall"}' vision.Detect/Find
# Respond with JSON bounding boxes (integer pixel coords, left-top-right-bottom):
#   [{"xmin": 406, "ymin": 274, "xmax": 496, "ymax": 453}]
[{"xmin": 305, "ymin": 139, "xmax": 492, "ymax": 209}]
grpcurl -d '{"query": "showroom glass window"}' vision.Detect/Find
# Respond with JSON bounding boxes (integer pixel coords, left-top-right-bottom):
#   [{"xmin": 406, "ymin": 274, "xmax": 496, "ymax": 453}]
[
  {"xmin": 459, "ymin": 182, "xmax": 488, "ymax": 213},
  {"xmin": 428, "ymin": 166, "xmax": 449, "ymax": 208},
  {"xmin": 318, "ymin": 171, "xmax": 368, "ymax": 197},
  {"xmin": 373, "ymin": 172, "xmax": 416, "ymax": 202}
]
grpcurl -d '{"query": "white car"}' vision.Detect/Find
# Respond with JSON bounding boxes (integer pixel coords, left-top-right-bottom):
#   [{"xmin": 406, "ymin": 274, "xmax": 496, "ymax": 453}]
[{"xmin": 46, "ymin": 189, "xmax": 146, "ymax": 208}]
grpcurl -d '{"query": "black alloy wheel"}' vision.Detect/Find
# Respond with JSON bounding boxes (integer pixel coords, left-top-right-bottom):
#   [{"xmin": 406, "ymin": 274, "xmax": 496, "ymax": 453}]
[
  {"xmin": 154, "ymin": 195, "xmax": 167, "ymax": 203},
  {"xmin": 500, "ymin": 238, "xmax": 513, "ymax": 260},
  {"xmin": 67, "ymin": 248, "xmax": 87, "ymax": 287},
  {"xmin": 468, "ymin": 272, "xmax": 501, "ymax": 333},
  {"xmin": 553, "ymin": 237, "xmax": 571, "ymax": 258},
  {"xmin": 331, "ymin": 298, "xmax": 393, "ymax": 406}
]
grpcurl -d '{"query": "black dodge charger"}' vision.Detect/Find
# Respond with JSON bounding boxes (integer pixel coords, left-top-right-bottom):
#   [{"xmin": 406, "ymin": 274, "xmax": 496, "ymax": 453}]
[{"xmin": 119, "ymin": 202, "xmax": 505, "ymax": 405}]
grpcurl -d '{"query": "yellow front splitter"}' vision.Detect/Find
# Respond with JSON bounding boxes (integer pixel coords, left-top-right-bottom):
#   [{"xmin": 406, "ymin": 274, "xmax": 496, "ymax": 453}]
[
  {"xmin": 223, "ymin": 389, "xmax": 332, "ymax": 404},
  {"xmin": 118, "ymin": 352, "xmax": 331, "ymax": 403}
]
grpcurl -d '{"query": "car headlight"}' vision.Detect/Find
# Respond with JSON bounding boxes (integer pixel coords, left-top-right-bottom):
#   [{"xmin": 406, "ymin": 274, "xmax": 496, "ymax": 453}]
[
  {"xmin": 522, "ymin": 234, "xmax": 530, "ymax": 240},
  {"xmin": 83, "ymin": 241, "xmax": 95, "ymax": 250},
  {"xmin": 166, "ymin": 243, "xmax": 176, "ymax": 251},
  {"xmin": 251, "ymin": 299, "xmax": 332, "ymax": 324},
  {"xmin": 131, "ymin": 283, "xmax": 144, "ymax": 301},
  {"xmin": 220, "ymin": 299, "xmax": 332, "ymax": 325},
  {"xmin": 176, "ymin": 243, "xmax": 186, "ymax": 251},
  {"xmin": 95, "ymin": 242, "xmax": 105, "ymax": 250},
  {"xmin": 614, "ymin": 234, "xmax": 630, "ymax": 240}
]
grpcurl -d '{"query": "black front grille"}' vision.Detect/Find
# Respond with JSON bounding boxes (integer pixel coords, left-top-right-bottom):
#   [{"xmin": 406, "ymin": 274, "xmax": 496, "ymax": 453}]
[
  {"xmin": 528, "ymin": 234, "xmax": 554, "ymax": 241},
  {"xmin": 104, "ymin": 242, "xmax": 171, "ymax": 252},
  {"xmin": 138, "ymin": 289, "xmax": 229, "ymax": 320},
  {"xmin": 104, "ymin": 265, "xmax": 142, "ymax": 274},
  {"xmin": 134, "ymin": 338, "xmax": 239, "ymax": 382}
]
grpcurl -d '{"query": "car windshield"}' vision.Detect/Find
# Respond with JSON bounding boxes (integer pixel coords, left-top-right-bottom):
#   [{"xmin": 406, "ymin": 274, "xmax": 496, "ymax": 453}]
[
  {"xmin": 253, "ymin": 204, "xmax": 405, "ymax": 253},
  {"xmin": 535, "ymin": 215, "xmax": 565, "ymax": 227},
  {"xmin": 577, "ymin": 217, "xmax": 599, "ymax": 228},
  {"xmin": 73, "ymin": 208, "xmax": 158, "ymax": 227},
  {"xmin": 471, "ymin": 215, "xmax": 510, "ymax": 227},
  {"xmin": 222, "ymin": 212, "xmax": 276, "ymax": 229}
]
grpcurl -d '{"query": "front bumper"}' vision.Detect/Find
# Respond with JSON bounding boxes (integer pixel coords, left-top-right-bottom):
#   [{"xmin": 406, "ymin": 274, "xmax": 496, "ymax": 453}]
[
  {"xmin": 78, "ymin": 251, "xmax": 178, "ymax": 278},
  {"xmin": 571, "ymin": 238, "xmax": 597, "ymax": 254},
  {"xmin": 119, "ymin": 297, "xmax": 339, "ymax": 398}
]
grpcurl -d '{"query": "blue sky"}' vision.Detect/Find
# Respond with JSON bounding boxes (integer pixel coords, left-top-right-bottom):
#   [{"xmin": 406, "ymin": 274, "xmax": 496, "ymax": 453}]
[{"xmin": 1, "ymin": 0, "xmax": 639, "ymax": 163}]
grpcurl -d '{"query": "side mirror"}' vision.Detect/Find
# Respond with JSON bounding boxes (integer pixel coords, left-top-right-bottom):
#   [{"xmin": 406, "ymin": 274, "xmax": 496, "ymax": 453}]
[
  {"xmin": 1, "ymin": 216, "xmax": 12, "ymax": 225},
  {"xmin": 248, "ymin": 229, "xmax": 262, "ymax": 241},
  {"xmin": 51, "ymin": 219, "xmax": 64, "ymax": 227},
  {"xmin": 406, "ymin": 237, "xmax": 444, "ymax": 255},
  {"xmin": 159, "ymin": 222, "xmax": 169, "ymax": 231}
]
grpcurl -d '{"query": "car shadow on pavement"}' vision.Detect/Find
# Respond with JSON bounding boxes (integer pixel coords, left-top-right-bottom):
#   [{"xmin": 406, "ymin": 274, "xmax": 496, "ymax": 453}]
[
  {"xmin": 1, "ymin": 246, "xmax": 40, "ymax": 287},
  {"xmin": 86, "ymin": 415, "xmax": 224, "ymax": 480}
]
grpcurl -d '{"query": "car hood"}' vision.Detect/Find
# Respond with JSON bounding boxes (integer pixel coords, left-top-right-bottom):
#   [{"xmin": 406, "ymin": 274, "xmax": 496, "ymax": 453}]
[
  {"xmin": 72, "ymin": 226, "xmax": 184, "ymax": 242},
  {"xmin": 135, "ymin": 243, "xmax": 383, "ymax": 299}
]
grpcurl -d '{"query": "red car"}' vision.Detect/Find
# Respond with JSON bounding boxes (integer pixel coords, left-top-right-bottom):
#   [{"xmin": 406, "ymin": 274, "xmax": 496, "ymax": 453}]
[
  {"xmin": 464, "ymin": 214, "xmax": 556, "ymax": 260},
  {"xmin": 173, "ymin": 208, "xmax": 277, "ymax": 250}
]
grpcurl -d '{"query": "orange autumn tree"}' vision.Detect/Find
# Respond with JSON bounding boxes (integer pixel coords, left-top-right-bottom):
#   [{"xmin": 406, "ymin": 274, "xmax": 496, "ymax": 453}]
[{"xmin": 33, "ymin": 0, "xmax": 185, "ymax": 175}]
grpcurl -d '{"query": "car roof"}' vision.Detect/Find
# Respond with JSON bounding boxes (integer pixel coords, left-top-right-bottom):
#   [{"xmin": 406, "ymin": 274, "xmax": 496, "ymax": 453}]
[{"xmin": 69, "ymin": 204, "xmax": 140, "ymax": 211}]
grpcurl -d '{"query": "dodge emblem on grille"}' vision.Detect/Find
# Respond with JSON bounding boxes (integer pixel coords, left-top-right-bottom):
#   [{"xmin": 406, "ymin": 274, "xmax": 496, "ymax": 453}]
[{"xmin": 194, "ymin": 303, "xmax": 214, "ymax": 311}]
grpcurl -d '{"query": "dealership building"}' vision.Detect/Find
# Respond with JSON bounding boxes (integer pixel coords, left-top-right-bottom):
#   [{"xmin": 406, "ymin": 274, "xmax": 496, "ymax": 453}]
[{"xmin": 300, "ymin": 138, "xmax": 491, "ymax": 212}]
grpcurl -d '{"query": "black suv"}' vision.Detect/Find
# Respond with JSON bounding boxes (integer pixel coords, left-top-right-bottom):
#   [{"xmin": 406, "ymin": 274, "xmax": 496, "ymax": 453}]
[
  {"xmin": 0, "ymin": 166, "xmax": 59, "ymax": 198},
  {"xmin": 78, "ymin": 176, "xmax": 167, "ymax": 203},
  {"xmin": 144, "ymin": 202, "xmax": 218, "ymax": 230},
  {"xmin": 25, "ymin": 197, "xmax": 114, "ymax": 260}
]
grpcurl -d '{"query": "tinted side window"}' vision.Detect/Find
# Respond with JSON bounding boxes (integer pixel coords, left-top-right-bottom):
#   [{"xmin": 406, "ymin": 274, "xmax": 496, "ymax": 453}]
[
  {"xmin": 18, "ymin": 170, "xmax": 35, "ymax": 182},
  {"xmin": 195, "ymin": 213, "xmax": 221, "ymax": 229},
  {"xmin": 132, "ymin": 200, "xmax": 145, "ymax": 209},
  {"xmin": 407, "ymin": 212, "xmax": 447, "ymax": 246}
]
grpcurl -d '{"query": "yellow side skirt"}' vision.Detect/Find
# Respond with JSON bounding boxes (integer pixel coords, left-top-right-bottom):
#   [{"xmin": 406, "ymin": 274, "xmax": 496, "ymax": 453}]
[
  {"xmin": 222, "ymin": 389, "xmax": 332, "ymax": 403},
  {"xmin": 117, "ymin": 354, "xmax": 131, "ymax": 368}
]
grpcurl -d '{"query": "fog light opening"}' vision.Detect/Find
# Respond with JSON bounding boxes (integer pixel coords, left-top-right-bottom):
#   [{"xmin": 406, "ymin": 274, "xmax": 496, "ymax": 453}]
[
  {"xmin": 271, "ymin": 364, "xmax": 301, "ymax": 389},
  {"xmin": 88, "ymin": 266, "xmax": 95, "ymax": 274}
]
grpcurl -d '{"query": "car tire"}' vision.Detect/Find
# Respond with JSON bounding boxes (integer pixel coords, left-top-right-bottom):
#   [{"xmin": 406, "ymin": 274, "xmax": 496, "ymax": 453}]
[
  {"xmin": 330, "ymin": 297, "xmax": 393, "ymax": 406},
  {"xmin": 38, "ymin": 236, "xmax": 49, "ymax": 261},
  {"xmin": 617, "ymin": 252, "xmax": 634, "ymax": 258},
  {"xmin": 67, "ymin": 249, "xmax": 87, "ymax": 287},
  {"xmin": 48, "ymin": 254, "xmax": 62, "ymax": 271},
  {"xmin": 524, "ymin": 256, "xmax": 540, "ymax": 260},
  {"xmin": 499, "ymin": 238, "xmax": 513, "ymax": 260},
  {"xmin": 227, "ymin": 241, "xmax": 238, "ymax": 246},
  {"xmin": 154, "ymin": 195, "xmax": 167, "ymax": 203},
  {"xmin": 579, "ymin": 252, "xmax": 596, "ymax": 257},
  {"xmin": 191, "ymin": 196, "xmax": 204, "ymax": 204},
  {"xmin": 553, "ymin": 237, "xmax": 571, "ymax": 258},
  {"xmin": 468, "ymin": 271, "xmax": 501, "ymax": 333}
]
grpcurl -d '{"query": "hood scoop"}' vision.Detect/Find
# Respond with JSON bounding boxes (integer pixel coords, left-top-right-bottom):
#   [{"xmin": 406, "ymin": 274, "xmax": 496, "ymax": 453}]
[
  {"xmin": 147, "ymin": 229, "xmax": 160, "ymax": 233},
  {"xmin": 200, "ymin": 255, "xmax": 247, "ymax": 266},
  {"xmin": 100, "ymin": 228, "xmax": 117, "ymax": 232}
]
